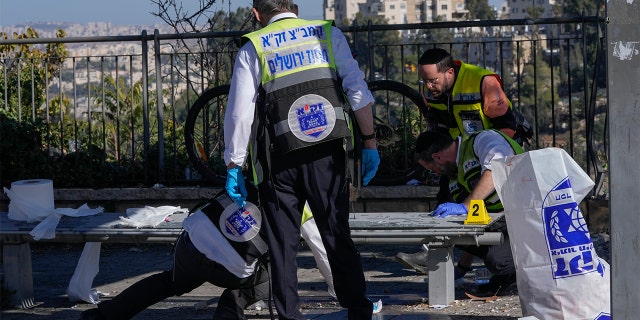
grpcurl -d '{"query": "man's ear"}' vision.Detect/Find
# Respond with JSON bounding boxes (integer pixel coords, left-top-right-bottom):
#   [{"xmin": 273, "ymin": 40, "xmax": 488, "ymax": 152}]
[
  {"xmin": 431, "ymin": 151, "xmax": 442, "ymax": 163},
  {"xmin": 252, "ymin": 8, "xmax": 262, "ymax": 24}
]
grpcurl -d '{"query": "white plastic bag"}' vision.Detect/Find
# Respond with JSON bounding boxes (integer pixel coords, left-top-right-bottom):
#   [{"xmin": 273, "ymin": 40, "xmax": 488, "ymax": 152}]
[
  {"xmin": 119, "ymin": 205, "xmax": 187, "ymax": 228},
  {"xmin": 491, "ymin": 148, "xmax": 610, "ymax": 320},
  {"xmin": 67, "ymin": 242, "xmax": 102, "ymax": 304}
]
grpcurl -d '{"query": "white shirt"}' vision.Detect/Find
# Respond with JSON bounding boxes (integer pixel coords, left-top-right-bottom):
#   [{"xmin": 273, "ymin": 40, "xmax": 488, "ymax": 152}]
[
  {"xmin": 472, "ymin": 130, "xmax": 517, "ymax": 173},
  {"xmin": 182, "ymin": 210, "xmax": 257, "ymax": 278},
  {"xmin": 223, "ymin": 13, "xmax": 374, "ymax": 167}
]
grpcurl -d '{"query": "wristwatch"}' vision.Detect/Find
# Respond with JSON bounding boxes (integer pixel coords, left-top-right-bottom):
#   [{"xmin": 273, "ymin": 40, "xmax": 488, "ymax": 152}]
[{"xmin": 361, "ymin": 133, "xmax": 376, "ymax": 141}]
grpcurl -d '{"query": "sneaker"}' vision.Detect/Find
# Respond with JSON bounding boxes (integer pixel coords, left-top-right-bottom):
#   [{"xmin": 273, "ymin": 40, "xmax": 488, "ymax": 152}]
[
  {"xmin": 79, "ymin": 308, "xmax": 106, "ymax": 320},
  {"xmin": 245, "ymin": 300, "xmax": 267, "ymax": 310},
  {"xmin": 372, "ymin": 299, "xmax": 383, "ymax": 314},
  {"xmin": 476, "ymin": 273, "xmax": 517, "ymax": 295},
  {"xmin": 395, "ymin": 250, "xmax": 428, "ymax": 274}
]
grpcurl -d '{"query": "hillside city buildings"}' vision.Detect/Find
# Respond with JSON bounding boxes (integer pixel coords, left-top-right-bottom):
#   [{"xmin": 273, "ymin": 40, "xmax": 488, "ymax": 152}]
[
  {"xmin": 2, "ymin": 0, "xmax": 560, "ymax": 111},
  {"xmin": 324, "ymin": 0, "xmax": 557, "ymax": 25}
]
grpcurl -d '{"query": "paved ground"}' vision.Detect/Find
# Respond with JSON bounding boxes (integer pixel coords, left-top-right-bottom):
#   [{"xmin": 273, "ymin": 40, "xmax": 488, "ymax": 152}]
[{"xmin": 1, "ymin": 241, "xmax": 526, "ymax": 320}]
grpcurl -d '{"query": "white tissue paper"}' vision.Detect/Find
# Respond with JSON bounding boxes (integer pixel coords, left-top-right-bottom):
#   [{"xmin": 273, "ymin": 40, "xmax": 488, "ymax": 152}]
[
  {"xmin": 28, "ymin": 204, "xmax": 104, "ymax": 240},
  {"xmin": 4, "ymin": 179, "xmax": 103, "ymax": 240},
  {"xmin": 4, "ymin": 179, "xmax": 55, "ymax": 222},
  {"xmin": 118, "ymin": 205, "xmax": 188, "ymax": 228},
  {"xmin": 67, "ymin": 242, "xmax": 103, "ymax": 304}
]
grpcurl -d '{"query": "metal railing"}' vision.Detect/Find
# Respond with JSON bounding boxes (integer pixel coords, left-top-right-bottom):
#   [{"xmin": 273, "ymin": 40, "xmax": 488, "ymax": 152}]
[{"xmin": 0, "ymin": 16, "xmax": 608, "ymax": 192}]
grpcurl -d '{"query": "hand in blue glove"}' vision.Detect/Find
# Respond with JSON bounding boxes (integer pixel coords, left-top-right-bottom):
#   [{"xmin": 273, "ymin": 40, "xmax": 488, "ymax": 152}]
[
  {"xmin": 361, "ymin": 148, "xmax": 380, "ymax": 186},
  {"xmin": 432, "ymin": 202, "xmax": 468, "ymax": 218},
  {"xmin": 226, "ymin": 166, "xmax": 247, "ymax": 208}
]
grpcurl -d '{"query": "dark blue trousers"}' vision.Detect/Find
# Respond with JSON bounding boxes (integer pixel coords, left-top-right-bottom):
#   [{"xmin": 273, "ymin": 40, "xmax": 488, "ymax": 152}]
[
  {"xmin": 96, "ymin": 233, "xmax": 269, "ymax": 320},
  {"xmin": 258, "ymin": 140, "xmax": 372, "ymax": 320}
]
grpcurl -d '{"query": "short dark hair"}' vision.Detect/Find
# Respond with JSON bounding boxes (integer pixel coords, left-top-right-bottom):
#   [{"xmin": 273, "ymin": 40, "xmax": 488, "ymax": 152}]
[
  {"xmin": 253, "ymin": 0, "xmax": 294, "ymax": 16},
  {"xmin": 418, "ymin": 48, "xmax": 454, "ymax": 73},
  {"xmin": 414, "ymin": 131, "xmax": 454, "ymax": 162}
]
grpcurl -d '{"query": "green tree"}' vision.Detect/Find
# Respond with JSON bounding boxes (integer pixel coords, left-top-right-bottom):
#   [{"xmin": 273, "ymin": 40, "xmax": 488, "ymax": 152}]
[
  {"xmin": 560, "ymin": 0, "xmax": 600, "ymax": 20},
  {"xmin": 203, "ymin": 6, "xmax": 254, "ymax": 87},
  {"xmin": 0, "ymin": 27, "xmax": 68, "ymax": 119},
  {"xmin": 408, "ymin": 16, "xmax": 455, "ymax": 46},
  {"xmin": 346, "ymin": 13, "xmax": 404, "ymax": 82},
  {"xmin": 558, "ymin": 0, "xmax": 605, "ymax": 88},
  {"xmin": 517, "ymin": 53, "xmax": 560, "ymax": 137},
  {"xmin": 1, "ymin": 27, "xmax": 71, "ymax": 186},
  {"xmin": 152, "ymin": 1, "xmax": 254, "ymax": 92},
  {"xmin": 465, "ymin": 0, "xmax": 495, "ymax": 20}
]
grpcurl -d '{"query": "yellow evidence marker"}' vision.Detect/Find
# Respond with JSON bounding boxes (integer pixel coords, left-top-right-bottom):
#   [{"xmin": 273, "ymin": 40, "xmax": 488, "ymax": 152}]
[{"xmin": 464, "ymin": 199, "xmax": 492, "ymax": 225}]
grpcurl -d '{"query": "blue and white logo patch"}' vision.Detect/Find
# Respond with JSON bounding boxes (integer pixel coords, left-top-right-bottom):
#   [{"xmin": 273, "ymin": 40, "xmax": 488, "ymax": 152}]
[
  {"xmin": 462, "ymin": 119, "xmax": 482, "ymax": 134},
  {"xmin": 288, "ymin": 94, "xmax": 336, "ymax": 142},
  {"xmin": 219, "ymin": 201, "xmax": 262, "ymax": 242},
  {"xmin": 463, "ymin": 159, "xmax": 479, "ymax": 173},
  {"xmin": 542, "ymin": 177, "xmax": 605, "ymax": 279}
]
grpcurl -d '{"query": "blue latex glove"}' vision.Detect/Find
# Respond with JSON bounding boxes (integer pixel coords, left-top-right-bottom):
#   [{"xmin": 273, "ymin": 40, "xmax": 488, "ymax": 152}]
[
  {"xmin": 225, "ymin": 167, "xmax": 247, "ymax": 208},
  {"xmin": 432, "ymin": 202, "xmax": 468, "ymax": 218},
  {"xmin": 361, "ymin": 148, "xmax": 380, "ymax": 186}
]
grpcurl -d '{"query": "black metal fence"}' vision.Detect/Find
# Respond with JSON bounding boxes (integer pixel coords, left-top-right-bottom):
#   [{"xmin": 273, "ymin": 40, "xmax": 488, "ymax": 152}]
[{"xmin": 0, "ymin": 16, "xmax": 608, "ymax": 192}]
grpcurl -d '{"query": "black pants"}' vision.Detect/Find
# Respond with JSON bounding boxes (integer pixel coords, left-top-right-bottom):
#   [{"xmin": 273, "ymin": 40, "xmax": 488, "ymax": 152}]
[
  {"xmin": 438, "ymin": 175, "xmax": 515, "ymax": 275},
  {"xmin": 259, "ymin": 140, "xmax": 372, "ymax": 320},
  {"xmin": 97, "ymin": 233, "xmax": 270, "ymax": 320},
  {"xmin": 457, "ymin": 233, "xmax": 516, "ymax": 275}
]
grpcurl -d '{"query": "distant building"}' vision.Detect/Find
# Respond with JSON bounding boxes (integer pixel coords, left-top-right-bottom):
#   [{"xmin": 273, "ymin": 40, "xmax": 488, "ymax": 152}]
[
  {"xmin": 503, "ymin": 0, "xmax": 557, "ymax": 20},
  {"xmin": 324, "ymin": 0, "xmax": 470, "ymax": 25},
  {"xmin": 324, "ymin": 0, "xmax": 559, "ymax": 25}
]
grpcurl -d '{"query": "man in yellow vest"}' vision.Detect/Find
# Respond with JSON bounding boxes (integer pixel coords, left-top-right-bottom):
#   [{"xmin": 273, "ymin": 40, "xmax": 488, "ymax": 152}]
[
  {"xmin": 418, "ymin": 47, "xmax": 520, "ymax": 139},
  {"xmin": 397, "ymin": 47, "xmax": 531, "ymax": 285},
  {"xmin": 414, "ymin": 129, "xmax": 523, "ymax": 294}
]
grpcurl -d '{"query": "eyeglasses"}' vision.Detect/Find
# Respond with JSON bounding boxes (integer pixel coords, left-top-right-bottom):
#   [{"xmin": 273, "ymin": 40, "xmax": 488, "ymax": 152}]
[
  {"xmin": 422, "ymin": 77, "xmax": 439, "ymax": 86},
  {"xmin": 418, "ymin": 77, "xmax": 438, "ymax": 99}
]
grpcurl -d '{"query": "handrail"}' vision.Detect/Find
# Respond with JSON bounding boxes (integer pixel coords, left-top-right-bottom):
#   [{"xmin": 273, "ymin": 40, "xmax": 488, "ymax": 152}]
[
  {"xmin": 0, "ymin": 16, "xmax": 605, "ymax": 45},
  {"xmin": 0, "ymin": 16, "xmax": 609, "ymax": 191}
]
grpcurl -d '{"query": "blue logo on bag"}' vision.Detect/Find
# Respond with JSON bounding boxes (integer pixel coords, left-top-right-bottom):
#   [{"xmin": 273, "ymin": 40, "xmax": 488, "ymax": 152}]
[
  {"xmin": 594, "ymin": 313, "xmax": 611, "ymax": 320},
  {"xmin": 543, "ymin": 177, "xmax": 604, "ymax": 279}
]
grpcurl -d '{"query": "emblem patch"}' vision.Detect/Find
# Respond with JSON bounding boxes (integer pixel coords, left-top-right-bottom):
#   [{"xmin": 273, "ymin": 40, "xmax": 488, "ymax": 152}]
[
  {"xmin": 542, "ymin": 177, "xmax": 605, "ymax": 279},
  {"xmin": 219, "ymin": 201, "xmax": 262, "ymax": 242},
  {"xmin": 288, "ymin": 94, "xmax": 336, "ymax": 142}
]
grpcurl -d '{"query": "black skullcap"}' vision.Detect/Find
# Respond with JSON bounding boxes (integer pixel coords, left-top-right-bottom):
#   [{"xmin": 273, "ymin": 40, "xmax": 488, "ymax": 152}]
[{"xmin": 418, "ymin": 48, "xmax": 451, "ymax": 65}]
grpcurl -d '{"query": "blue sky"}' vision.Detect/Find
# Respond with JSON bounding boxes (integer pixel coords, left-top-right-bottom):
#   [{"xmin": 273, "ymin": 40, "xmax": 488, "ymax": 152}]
[
  {"xmin": 0, "ymin": 0, "xmax": 324, "ymax": 26},
  {"xmin": 1, "ymin": 0, "xmax": 504, "ymax": 27}
]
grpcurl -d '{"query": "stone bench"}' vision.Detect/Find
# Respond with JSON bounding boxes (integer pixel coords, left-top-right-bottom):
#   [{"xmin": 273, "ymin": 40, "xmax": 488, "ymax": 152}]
[{"xmin": 1, "ymin": 208, "xmax": 503, "ymax": 309}]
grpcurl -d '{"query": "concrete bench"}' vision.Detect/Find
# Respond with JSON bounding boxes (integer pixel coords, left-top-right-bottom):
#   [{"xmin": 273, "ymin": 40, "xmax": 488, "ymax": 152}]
[{"xmin": 1, "ymin": 210, "xmax": 503, "ymax": 308}]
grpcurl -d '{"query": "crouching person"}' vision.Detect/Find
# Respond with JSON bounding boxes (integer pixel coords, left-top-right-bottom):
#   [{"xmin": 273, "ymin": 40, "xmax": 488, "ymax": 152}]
[{"xmin": 79, "ymin": 187, "xmax": 269, "ymax": 320}]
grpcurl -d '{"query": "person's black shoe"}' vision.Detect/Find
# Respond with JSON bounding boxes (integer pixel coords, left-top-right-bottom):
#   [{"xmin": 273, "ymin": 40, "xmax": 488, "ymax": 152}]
[
  {"xmin": 79, "ymin": 308, "xmax": 106, "ymax": 320},
  {"xmin": 476, "ymin": 273, "xmax": 517, "ymax": 295},
  {"xmin": 395, "ymin": 250, "xmax": 428, "ymax": 274}
]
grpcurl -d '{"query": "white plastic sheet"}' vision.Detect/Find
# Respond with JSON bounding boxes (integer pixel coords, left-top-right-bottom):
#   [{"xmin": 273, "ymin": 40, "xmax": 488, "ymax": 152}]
[{"xmin": 491, "ymin": 148, "xmax": 610, "ymax": 320}]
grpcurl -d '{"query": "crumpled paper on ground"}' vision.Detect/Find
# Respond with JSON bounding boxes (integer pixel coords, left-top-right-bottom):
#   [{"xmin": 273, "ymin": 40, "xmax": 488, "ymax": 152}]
[{"xmin": 118, "ymin": 205, "xmax": 188, "ymax": 228}]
